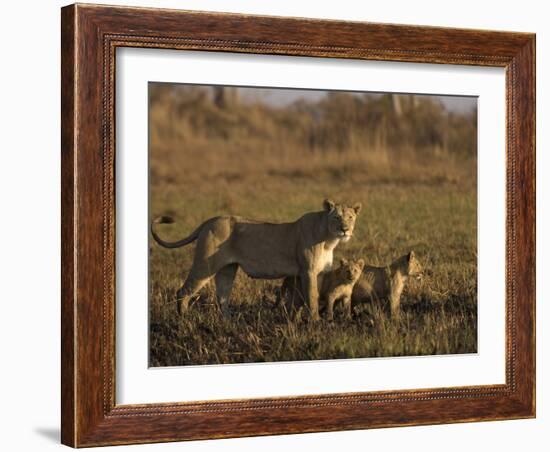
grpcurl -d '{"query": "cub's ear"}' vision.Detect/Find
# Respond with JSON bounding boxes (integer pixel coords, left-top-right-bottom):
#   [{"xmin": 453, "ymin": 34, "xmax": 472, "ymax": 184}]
[
  {"xmin": 357, "ymin": 258, "xmax": 365, "ymax": 268},
  {"xmin": 407, "ymin": 251, "xmax": 415, "ymax": 261},
  {"xmin": 352, "ymin": 202, "xmax": 362, "ymax": 214},
  {"xmin": 340, "ymin": 257, "xmax": 348, "ymax": 266},
  {"xmin": 323, "ymin": 199, "xmax": 336, "ymax": 211}
]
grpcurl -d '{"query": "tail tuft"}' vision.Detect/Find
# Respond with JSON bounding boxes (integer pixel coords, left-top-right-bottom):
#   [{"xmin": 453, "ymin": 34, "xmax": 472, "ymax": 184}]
[{"xmin": 155, "ymin": 216, "xmax": 175, "ymax": 225}]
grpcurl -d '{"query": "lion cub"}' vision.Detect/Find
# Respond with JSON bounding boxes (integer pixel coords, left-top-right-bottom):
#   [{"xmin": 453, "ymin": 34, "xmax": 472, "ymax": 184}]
[
  {"xmin": 282, "ymin": 258, "xmax": 365, "ymax": 320},
  {"xmin": 352, "ymin": 251, "xmax": 423, "ymax": 318},
  {"xmin": 322, "ymin": 258, "xmax": 365, "ymax": 320}
]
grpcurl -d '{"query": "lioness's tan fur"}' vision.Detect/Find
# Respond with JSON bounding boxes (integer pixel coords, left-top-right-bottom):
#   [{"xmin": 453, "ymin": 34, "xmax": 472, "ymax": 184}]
[
  {"xmin": 352, "ymin": 251, "xmax": 423, "ymax": 318},
  {"xmin": 151, "ymin": 199, "xmax": 361, "ymax": 319}
]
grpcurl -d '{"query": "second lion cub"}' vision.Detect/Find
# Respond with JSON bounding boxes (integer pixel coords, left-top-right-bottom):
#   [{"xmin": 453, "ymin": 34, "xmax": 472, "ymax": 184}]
[{"xmin": 352, "ymin": 251, "xmax": 423, "ymax": 318}]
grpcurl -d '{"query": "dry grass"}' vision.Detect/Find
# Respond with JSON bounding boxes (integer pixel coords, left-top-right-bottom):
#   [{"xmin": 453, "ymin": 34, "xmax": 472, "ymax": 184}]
[{"xmin": 148, "ymin": 85, "xmax": 477, "ymax": 366}]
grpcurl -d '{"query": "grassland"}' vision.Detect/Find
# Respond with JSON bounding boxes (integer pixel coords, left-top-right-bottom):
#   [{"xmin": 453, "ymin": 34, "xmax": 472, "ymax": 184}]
[{"xmin": 148, "ymin": 85, "xmax": 477, "ymax": 366}]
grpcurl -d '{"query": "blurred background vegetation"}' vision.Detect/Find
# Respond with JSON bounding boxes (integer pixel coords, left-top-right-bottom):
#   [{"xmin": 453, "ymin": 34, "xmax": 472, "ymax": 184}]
[{"xmin": 149, "ymin": 84, "xmax": 476, "ymax": 157}]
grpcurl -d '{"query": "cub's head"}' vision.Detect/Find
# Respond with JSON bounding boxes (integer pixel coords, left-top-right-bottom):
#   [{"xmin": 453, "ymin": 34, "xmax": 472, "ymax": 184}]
[
  {"xmin": 339, "ymin": 258, "xmax": 365, "ymax": 284},
  {"xmin": 404, "ymin": 251, "xmax": 423, "ymax": 280},
  {"xmin": 323, "ymin": 199, "xmax": 362, "ymax": 242}
]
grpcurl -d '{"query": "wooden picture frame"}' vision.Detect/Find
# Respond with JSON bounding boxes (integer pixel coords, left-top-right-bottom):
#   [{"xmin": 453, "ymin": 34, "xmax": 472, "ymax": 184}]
[{"xmin": 61, "ymin": 3, "xmax": 535, "ymax": 447}]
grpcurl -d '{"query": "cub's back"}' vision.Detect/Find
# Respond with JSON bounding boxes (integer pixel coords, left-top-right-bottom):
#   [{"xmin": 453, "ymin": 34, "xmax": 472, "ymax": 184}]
[{"xmin": 352, "ymin": 265, "xmax": 389, "ymax": 303}]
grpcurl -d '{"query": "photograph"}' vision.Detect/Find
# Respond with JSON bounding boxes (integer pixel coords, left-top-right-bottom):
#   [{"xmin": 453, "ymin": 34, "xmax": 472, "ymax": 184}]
[{"xmin": 148, "ymin": 83, "xmax": 478, "ymax": 367}]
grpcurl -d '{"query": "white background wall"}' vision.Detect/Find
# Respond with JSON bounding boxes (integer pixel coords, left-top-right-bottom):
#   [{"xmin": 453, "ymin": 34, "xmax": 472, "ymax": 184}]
[{"xmin": 0, "ymin": 1, "xmax": 545, "ymax": 450}]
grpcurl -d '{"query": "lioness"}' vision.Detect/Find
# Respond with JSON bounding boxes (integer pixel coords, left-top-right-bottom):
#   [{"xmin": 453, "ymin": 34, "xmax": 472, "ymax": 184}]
[
  {"xmin": 352, "ymin": 251, "xmax": 423, "ymax": 318},
  {"xmin": 151, "ymin": 199, "xmax": 361, "ymax": 319},
  {"xmin": 281, "ymin": 258, "xmax": 365, "ymax": 320}
]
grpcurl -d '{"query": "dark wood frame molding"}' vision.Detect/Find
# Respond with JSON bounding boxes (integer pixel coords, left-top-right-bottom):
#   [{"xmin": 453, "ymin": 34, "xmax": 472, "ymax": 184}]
[{"xmin": 61, "ymin": 3, "xmax": 535, "ymax": 447}]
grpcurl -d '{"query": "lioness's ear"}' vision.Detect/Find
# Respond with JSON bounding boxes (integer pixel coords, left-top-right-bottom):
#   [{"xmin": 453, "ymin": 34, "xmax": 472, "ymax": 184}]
[
  {"xmin": 324, "ymin": 199, "xmax": 336, "ymax": 211},
  {"xmin": 352, "ymin": 202, "xmax": 362, "ymax": 214},
  {"xmin": 408, "ymin": 251, "xmax": 415, "ymax": 261},
  {"xmin": 340, "ymin": 257, "xmax": 348, "ymax": 266},
  {"xmin": 357, "ymin": 258, "xmax": 365, "ymax": 268}
]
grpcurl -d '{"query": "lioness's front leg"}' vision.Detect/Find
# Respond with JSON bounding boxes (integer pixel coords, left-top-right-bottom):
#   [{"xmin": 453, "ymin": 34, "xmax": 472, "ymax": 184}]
[{"xmin": 301, "ymin": 270, "xmax": 320, "ymax": 321}]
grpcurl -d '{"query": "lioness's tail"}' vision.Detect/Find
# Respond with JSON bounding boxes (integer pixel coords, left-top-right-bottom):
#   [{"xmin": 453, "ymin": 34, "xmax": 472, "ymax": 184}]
[{"xmin": 150, "ymin": 216, "xmax": 203, "ymax": 249}]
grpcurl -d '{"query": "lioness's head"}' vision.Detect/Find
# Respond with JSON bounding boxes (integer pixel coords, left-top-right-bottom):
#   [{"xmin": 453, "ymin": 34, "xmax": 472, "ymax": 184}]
[
  {"xmin": 323, "ymin": 199, "xmax": 362, "ymax": 242},
  {"xmin": 404, "ymin": 251, "xmax": 423, "ymax": 280},
  {"xmin": 339, "ymin": 258, "xmax": 365, "ymax": 284}
]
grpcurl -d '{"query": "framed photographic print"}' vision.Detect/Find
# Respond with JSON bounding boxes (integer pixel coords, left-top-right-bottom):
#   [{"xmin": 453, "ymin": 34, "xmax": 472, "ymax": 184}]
[{"xmin": 61, "ymin": 3, "xmax": 535, "ymax": 447}]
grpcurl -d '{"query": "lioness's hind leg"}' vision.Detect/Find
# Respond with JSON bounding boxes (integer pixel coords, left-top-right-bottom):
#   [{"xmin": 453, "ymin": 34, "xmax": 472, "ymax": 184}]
[
  {"xmin": 176, "ymin": 275, "xmax": 211, "ymax": 316},
  {"xmin": 215, "ymin": 264, "xmax": 238, "ymax": 317},
  {"xmin": 281, "ymin": 276, "xmax": 304, "ymax": 314}
]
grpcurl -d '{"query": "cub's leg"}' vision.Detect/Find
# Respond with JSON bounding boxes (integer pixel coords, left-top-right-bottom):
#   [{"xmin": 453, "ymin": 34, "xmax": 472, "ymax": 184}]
[
  {"xmin": 326, "ymin": 292, "xmax": 339, "ymax": 321},
  {"xmin": 214, "ymin": 264, "xmax": 238, "ymax": 317},
  {"xmin": 342, "ymin": 295, "xmax": 352, "ymax": 319}
]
